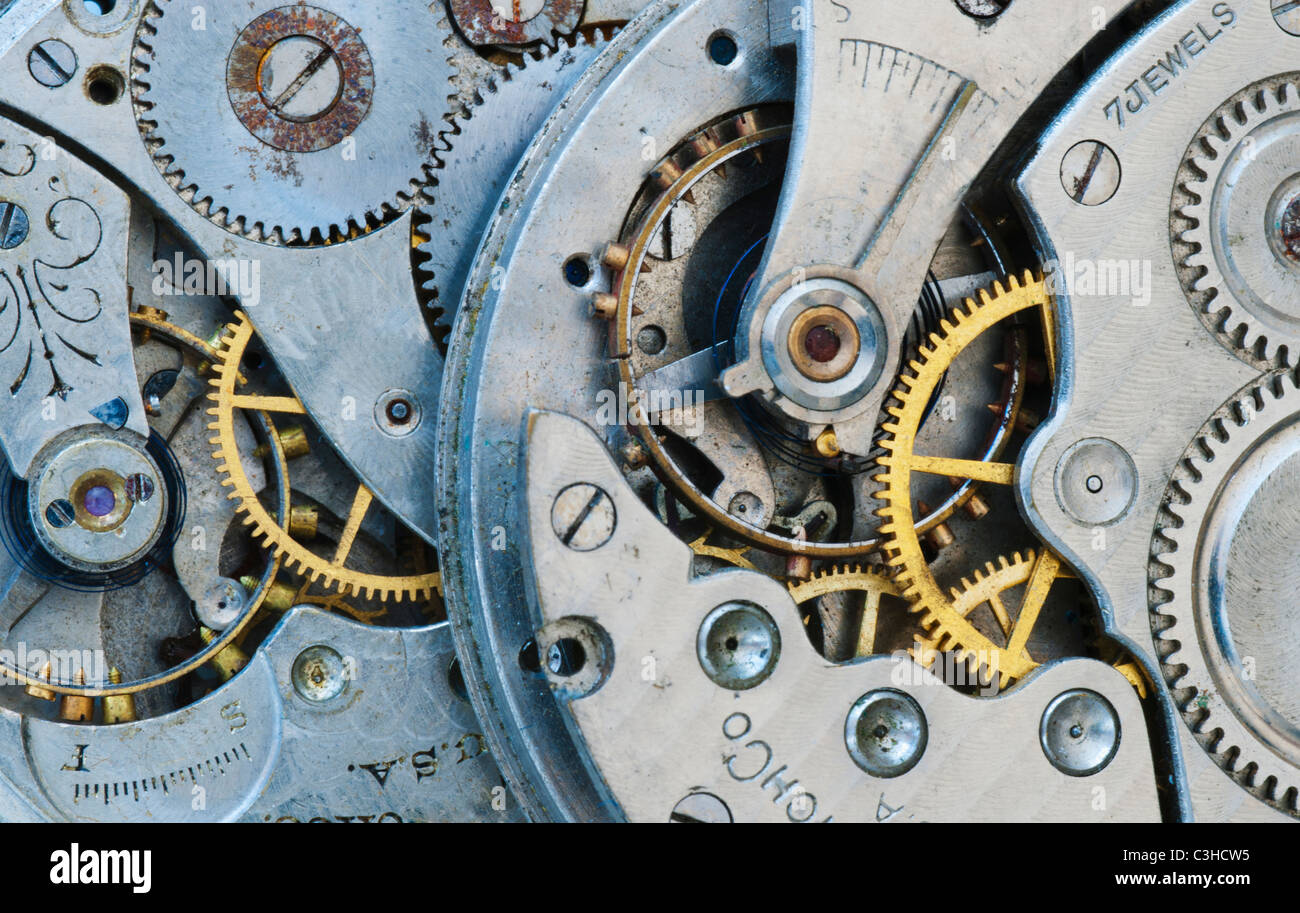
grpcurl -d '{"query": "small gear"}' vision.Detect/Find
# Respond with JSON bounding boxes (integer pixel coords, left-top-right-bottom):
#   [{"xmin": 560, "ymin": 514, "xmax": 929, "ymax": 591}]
[
  {"xmin": 132, "ymin": 0, "xmax": 457, "ymax": 244},
  {"xmin": 416, "ymin": 32, "xmax": 609, "ymax": 327},
  {"xmin": 909, "ymin": 550, "xmax": 1146, "ymax": 696},
  {"xmin": 1175, "ymin": 78, "xmax": 1300, "ymax": 366},
  {"xmin": 208, "ymin": 311, "xmax": 441, "ymax": 602},
  {"xmin": 787, "ymin": 564, "xmax": 901, "ymax": 658},
  {"xmin": 1151, "ymin": 369, "xmax": 1300, "ymax": 816},
  {"xmin": 877, "ymin": 273, "xmax": 1069, "ymax": 689}
]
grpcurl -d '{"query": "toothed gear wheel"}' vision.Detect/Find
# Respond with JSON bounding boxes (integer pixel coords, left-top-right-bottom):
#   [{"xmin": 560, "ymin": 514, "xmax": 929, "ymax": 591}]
[
  {"xmin": 910, "ymin": 550, "xmax": 1043, "ymax": 672},
  {"xmin": 786, "ymin": 564, "xmax": 900, "ymax": 606},
  {"xmin": 1174, "ymin": 77, "xmax": 1300, "ymax": 366},
  {"xmin": 1151, "ymin": 370, "xmax": 1300, "ymax": 816},
  {"xmin": 787, "ymin": 564, "xmax": 900, "ymax": 658},
  {"xmin": 132, "ymin": 0, "xmax": 457, "ymax": 244},
  {"xmin": 417, "ymin": 34, "xmax": 608, "ymax": 323},
  {"xmin": 208, "ymin": 312, "xmax": 441, "ymax": 602},
  {"xmin": 877, "ymin": 274, "xmax": 1070, "ymax": 689}
]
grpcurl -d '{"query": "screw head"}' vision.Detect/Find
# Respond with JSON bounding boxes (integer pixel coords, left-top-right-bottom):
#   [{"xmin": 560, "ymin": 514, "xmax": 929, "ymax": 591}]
[
  {"xmin": 1040, "ymin": 688, "xmax": 1120, "ymax": 776},
  {"xmin": 550, "ymin": 483, "xmax": 616, "ymax": 551},
  {"xmin": 0, "ymin": 202, "xmax": 29, "ymax": 250},
  {"xmin": 259, "ymin": 35, "xmax": 344, "ymax": 122},
  {"xmin": 954, "ymin": 0, "xmax": 1011, "ymax": 18},
  {"xmin": 845, "ymin": 689, "xmax": 928, "ymax": 778},
  {"xmin": 1274, "ymin": 0, "xmax": 1300, "ymax": 36},
  {"xmin": 27, "ymin": 39, "xmax": 77, "ymax": 88},
  {"xmin": 291, "ymin": 645, "xmax": 347, "ymax": 702},
  {"xmin": 125, "ymin": 472, "xmax": 155, "ymax": 503},
  {"xmin": 670, "ymin": 792, "xmax": 733, "ymax": 823},
  {"xmin": 44, "ymin": 499, "xmax": 75, "ymax": 529},
  {"xmin": 1060, "ymin": 140, "xmax": 1121, "ymax": 206},
  {"xmin": 697, "ymin": 601, "xmax": 781, "ymax": 691},
  {"xmin": 198, "ymin": 578, "xmax": 246, "ymax": 630}
]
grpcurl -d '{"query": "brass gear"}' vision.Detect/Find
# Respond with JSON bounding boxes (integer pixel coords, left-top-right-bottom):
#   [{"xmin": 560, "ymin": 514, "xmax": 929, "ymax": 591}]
[
  {"xmin": 877, "ymin": 273, "xmax": 1068, "ymax": 689},
  {"xmin": 908, "ymin": 549, "xmax": 1146, "ymax": 697},
  {"xmin": 787, "ymin": 564, "xmax": 901, "ymax": 658},
  {"xmin": 208, "ymin": 311, "xmax": 441, "ymax": 602}
]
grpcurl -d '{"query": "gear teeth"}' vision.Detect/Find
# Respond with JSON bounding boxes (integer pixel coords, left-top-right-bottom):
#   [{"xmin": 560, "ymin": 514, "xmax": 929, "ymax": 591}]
[
  {"xmin": 873, "ymin": 275, "xmax": 1059, "ymax": 690},
  {"xmin": 132, "ymin": 0, "xmax": 456, "ymax": 244},
  {"xmin": 203, "ymin": 312, "xmax": 440, "ymax": 607},
  {"xmin": 1151, "ymin": 366, "xmax": 1300, "ymax": 816},
  {"xmin": 1174, "ymin": 80, "xmax": 1300, "ymax": 366}
]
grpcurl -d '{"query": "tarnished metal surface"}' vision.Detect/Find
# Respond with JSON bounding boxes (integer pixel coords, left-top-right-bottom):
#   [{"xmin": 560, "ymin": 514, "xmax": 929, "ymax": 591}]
[
  {"xmin": 449, "ymin": 0, "xmax": 583, "ymax": 47},
  {"xmin": 517, "ymin": 411, "xmax": 1160, "ymax": 822},
  {"xmin": 0, "ymin": 611, "xmax": 519, "ymax": 821}
]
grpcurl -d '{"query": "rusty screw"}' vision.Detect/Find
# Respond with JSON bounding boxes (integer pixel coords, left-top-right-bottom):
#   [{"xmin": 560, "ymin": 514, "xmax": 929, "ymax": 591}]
[
  {"xmin": 125, "ymin": 473, "xmax": 155, "ymax": 503},
  {"xmin": 1060, "ymin": 140, "xmax": 1121, "ymax": 206}
]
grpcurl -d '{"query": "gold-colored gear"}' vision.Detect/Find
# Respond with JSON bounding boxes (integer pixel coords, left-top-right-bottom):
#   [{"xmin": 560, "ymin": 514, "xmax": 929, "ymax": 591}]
[
  {"xmin": 208, "ymin": 311, "xmax": 441, "ymax": 603},
  {"xmin": 909, "ymin": 550, "xmax": 1146, "ymax": 697},
  {"xmin": 787, "ymin": 564, "xmax": 901, "ymax": 657},
  {"xmin": 877, "ymin": 273, "xmax": 1065, "ymax": 689}
]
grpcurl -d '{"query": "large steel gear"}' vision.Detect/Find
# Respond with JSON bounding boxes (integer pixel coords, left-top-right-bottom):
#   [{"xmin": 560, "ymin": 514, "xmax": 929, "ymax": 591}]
[
  {"xmin": 208, "ymin": 311, "xmax": 441, "ymax": 603},
  {"xmin": 877, "ymin": 274, "xmax": 1072, "ymax": 690},
  {"xmin": 131, "ymin": 0, "xmax": 458, "ymax": 244},
  {"xmin": 417, "ymin": 32, "xmax": 610, "ymax": 322},
  {"xmin": 1152, "ymin": 370, "xmax": 1300, "ymax": 816},
  {"xmin": 1176, "ymin": 77, "xmax": 1300, "ymax": 366}
]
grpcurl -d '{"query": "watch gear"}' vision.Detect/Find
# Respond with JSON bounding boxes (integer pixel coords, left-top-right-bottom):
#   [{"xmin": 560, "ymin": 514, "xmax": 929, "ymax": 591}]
[
  {"xmin": 596, "ymin": 107, "xmax": 1026, "ymax": 559},
  {"xmin": 1175, "ymin": 77, "xmax": 1300, "ymax": 366},
  {"xmin": 417, "ymin": 31, "xmax": 610, "ymax": 328},
  {"xmin": 208, "ymin": 311, "xmax": 441, "ymax": 603},
  {"xmin": 131, "ymin": 0, "xmax": 457, "ymax": 244},
  {"xmin": 877, "ymin": 274, "xmax": 1070, "ymax": 689},
  {"xmin": 1151, "ymin": 369, "xmax": 1300, "ymax": 815},
  {"xmin": 786, "ymin": 563, "xmax": 901, "ymax": 659}
]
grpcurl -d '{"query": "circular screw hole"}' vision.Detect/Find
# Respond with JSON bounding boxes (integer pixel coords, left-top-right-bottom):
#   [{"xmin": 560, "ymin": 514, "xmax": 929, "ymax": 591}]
[
  {"xmin": 1040, "ymin": 688, "xmax": 1120, "ymax": 777},
  {"xmin": 563, "ymin": 255, "xmax": 591, "ymax": 287},
  {"xmin": 45, "ymin": 499, "xmax": 75, "ymax": 529},
  {"xmin": 954, "ymin": 0, "xmax": 1010, "ymax": 17},
  {"xmin": 804, "ymin": 324, "xmax": 841, "ymax": 363},
  {"xmin": 85, "ymin": 66, "xmax": 124, "ymax": 105},
  {"xmin": 708, "ymin": 32, "xmax": 738, "ymax": 66},
  {"xmin": 386, "ymin": 398, "xmax": 413, "ymax": 425},
  {"xmin": 697, "ymin": 602, "xmax": 781, "ymax": 691},
  {"xmin": 518, "ymin": 638, "xmax": 541, "ymax": 673},
  {"xmin": 82, "ymin": 0, "xmax": 117, "ymax": 13},
  {"xmin": 636, "ymin": 324, "xmax": 667, "ymax": 355},
  {"xmin": 844, "ymin": 689, "xmax": 928, "ymax": 778},
  {"xmin": 291, "ymin": 645, "xmax": 347, "ymax": 702},
  {"xmin": 546, "ymin": 637, "xmax": 586, "ymax": 677},
  {"xmin": 670, "ymin": 791, "xmax": 733, "ymax": 823}
]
